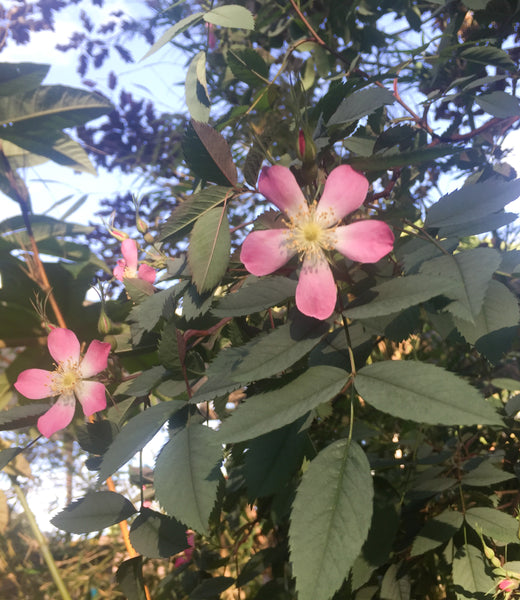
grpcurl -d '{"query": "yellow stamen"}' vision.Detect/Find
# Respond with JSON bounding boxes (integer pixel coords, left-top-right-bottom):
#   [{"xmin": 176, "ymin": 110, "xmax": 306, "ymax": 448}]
[{"xmin": 284, "ymin": 203, "xmax": 338, "ymax": 264}]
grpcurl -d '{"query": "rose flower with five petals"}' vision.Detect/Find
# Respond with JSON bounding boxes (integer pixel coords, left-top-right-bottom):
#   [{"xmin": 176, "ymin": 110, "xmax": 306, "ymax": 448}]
[
  {"xmin": 113, "ymin": 238, "xmax": 156, "ymax": 283},
  {"xmin": 14, "ymin": 328, "xmax": 111, "ymax": 438},
  {"xmin": 240, "ymin": 165, "xmax": 394, "ymax": 320}
]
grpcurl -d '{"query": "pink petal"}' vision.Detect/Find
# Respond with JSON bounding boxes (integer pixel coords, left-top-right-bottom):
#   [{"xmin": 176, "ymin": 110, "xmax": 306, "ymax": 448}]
[
  {"xmin": 333, "ymin": 220, "xmax": 394, "ymax": 263},
  {"xmin": 138, "ymin": 264, "xmax": 157, "ymax": 284},
  {"xmin": 240, "ymin": 229, "xmax": 296, "ymax": 276},
  {"xmin": 79, "ymin": 340, "xmax": 111, "ymax": 378},
  {"xmin": 113, "ymin": 259, "xmax": 126, "ymax": 282},
  {"xmin": 121, "ymin": 238, "xmax": 138, "ymax": 271},
  {"xmin": 316, "ymin": 165, "xmax": 369, "ymax": 226},
  {"xmin": 258, "ymin": 166, "xmax": 308, "ymax": 218},
  {"xmin": 75, "ymin": 380, "xmax": 107, "ymax": 416},
  {"xmin": 14, "ymin": 369, "xmax": 54, "ymax": 399},
  {"xmin": 48, "ymin": 328, "xmax": 81, "ymax": 365},
  {"xmin": 295, "ymin": 255, "xmax": 337, "ymax": 320},
  {"xmin": 37, "ymin": 393, "xmax": 76, "ymax": 438}
]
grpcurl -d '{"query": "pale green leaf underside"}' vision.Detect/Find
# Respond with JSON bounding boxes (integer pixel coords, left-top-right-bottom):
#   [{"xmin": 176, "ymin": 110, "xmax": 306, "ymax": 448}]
[
  {"xmin": 203, "ymin": 5, "xmax": 255, "ymax": 30},
  {"xmin": 290, "ymin": 440, "xmax": 373, "ymax": 600},
  {"xmin": 355, "ymin": 361, "xmax": 502, "ymax": 426}
]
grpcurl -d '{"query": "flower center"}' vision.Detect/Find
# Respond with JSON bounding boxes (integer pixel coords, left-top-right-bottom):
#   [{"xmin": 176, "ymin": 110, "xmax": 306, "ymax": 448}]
[
  {"xmin": 124, "ymin": 264, "xmax": 138, "ymax": 278},
  {"xmin": 285, "ymin": 204, "xmax": 336, "ymax": 263},
  {"xmin": 52, "ymin": 361, "xmax": 81, "ymax": 394}
]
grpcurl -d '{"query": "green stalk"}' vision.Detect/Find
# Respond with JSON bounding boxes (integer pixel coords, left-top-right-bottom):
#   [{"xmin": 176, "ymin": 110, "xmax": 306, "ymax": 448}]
[{"xmin": 13, "ymin": 482, "xmax": 73, "ymax": 600}]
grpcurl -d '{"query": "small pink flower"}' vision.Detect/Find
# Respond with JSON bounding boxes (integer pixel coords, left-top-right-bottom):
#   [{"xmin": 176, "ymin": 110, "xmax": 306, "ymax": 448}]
[
  {"xmin": 113, "ymin": 239, "xmax": 156, "ymax": 284},
  {"xmin": 240, "ymin": 165, "xmax": 394, "ymax": 320},
  {"xmin": 499, "ymin": 578, "xmax": 518, "ymax": 592},
  {"xmin": 174, "ymin": 531, "xmax": 195, "ymax": 567},
  {"xmin": 14, "ymin": 328, "xmax": 111, "ymax": 438}
]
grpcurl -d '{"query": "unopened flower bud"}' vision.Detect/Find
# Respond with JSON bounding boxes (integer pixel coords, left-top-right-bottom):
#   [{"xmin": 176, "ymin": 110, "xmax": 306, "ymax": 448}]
[
  {"xmin": 109, "ymin": 227, "xmax": 129, "ymax": 242},
  {"xmin": 143, "ymin": 232, "xmax": 155, "ymax": 245},
  {"xmin": 97, "ymin": 307, "xmax": 113, "ymax": 336},
  {"xmin": 136, "ymin": 215, "xmax": 148, "ymax": 234}
]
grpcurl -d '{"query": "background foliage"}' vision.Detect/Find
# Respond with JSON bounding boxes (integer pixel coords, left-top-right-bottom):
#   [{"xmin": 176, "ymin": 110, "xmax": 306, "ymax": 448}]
[{"xmin": 2, "ymin": 0, "xmax": 520, "ymax": 598}]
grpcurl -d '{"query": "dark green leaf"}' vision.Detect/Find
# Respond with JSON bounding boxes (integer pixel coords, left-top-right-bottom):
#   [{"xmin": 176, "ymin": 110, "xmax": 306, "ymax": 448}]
[
  {"xmin": 129, "ymin": 508, "xmax": 188, "ymax": 558},
  {"xmin": 190, "ymin": 577, "xmax": 236, "ymax": 599},
  {"xmin": 475, "ymin": 91, "xmax": 520, "ymax": 118},
  {"xmin": 461, "ymin": 460, "xmax": 516, "ymax": 487},
  {"xmin": 425, "ymin": 178, "xmax": 520, "ymax": 229},
  {"xmin": 348, "ymin": 144, "xmax": 458, "ymax": 171},
  {"xmin": 327, "ymin": 86, "xmax": 395, "ymax": 126},
  {"xmin": 188, "ymin": 206, "xmax": 230, "ymax": 293},
  {"xmin": 51, "ymin": 491, "xmax": 137, "ymax": 533},
  {"xmin": 192, "ymin": 120, "xmax": 238, "ymax": 187},
  {"xmin": 219, "ymin": 366, "xmax": 348, "ymax": 442},
  {"xmin": 465, "ymin": 507, "xmax": 520, "ymax": 544},
  {"xmin": 116, "ymin": 556, "xmax": 146, "ymax": 600},
  {"xmin": 76, "ymin": 421, "xmax": 119, "ymax": 455},
  {"xmin": 212, "ymin": 276, "xmax": 297, "ymax": 316},
  {"xmin": 227, "ymin": 48, "xmax": 269, "ymax": 86},
  {"xmin": 344, "ymin": 273, "xmax": 455, "ymax": 319},
  {"xmin": 420, "ymin": 248, "xmax": 501, "ymax": 323},
  {"xmin": 461, "ymin": 46, "xmax": 515, "ymax": 71},
  {"xmin": 380, "ymin": 563, "xmax": 411, "ymax": 600},
  {"xmin": 290, "ymin": 440, "xmax": 373, "ymax": 600},
  {"xmin": 0, "ymin": 448, "xmax": 22, "ymax": 471},
  {"xmin": 355, "ymin": 361, "xmax": 502, "ymax": 426},
  {"xmin": 0, "ymin": 62, "xmax": 50, "ymax": 96},
  {"xmin": 203, "ymin": 5, "xmax": 254, "ymax": 29},
  {"xmin": 98, "ymin": 401, "xmax": 183, "ymax": 483},
  {"xmin": 452, "ymin": 545, "xmax": 495, "ymax": 595},
  {"xmin": 155, "ymin": 424, "xmax": 221, "ymax": 533},
  {"xmin": 411, "ymin": 510, "xmax": 464, "ymax": 556},
  {"xmin": 0, "ymin": 403, "xmax": 48, "ymax": 430},
  {"xmin": 243, "ymin": 417, "xmax": 310, "ymax": 500}
]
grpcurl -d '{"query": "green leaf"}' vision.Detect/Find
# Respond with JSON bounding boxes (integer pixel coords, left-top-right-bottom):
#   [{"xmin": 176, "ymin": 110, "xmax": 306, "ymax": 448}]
[
  {"xmin": 380, "ymin": 563, "xmax": 411, "ymax": 600},
  {"xmin": 355, "ymin": 361, "xmax": 502, "ymax": 426},
  {"xmin": 411, "ymin": 510, "xmax": 464, "ymax": 556},
  {"xmin": 0, "ymin": 448, "xmax": 22, "ymax": 471},
  {"xmin": 190, "ymin": 577, "xmax": 236, "ymax": 599},
  {"xmin": 76, "ymin": 421, "xmax": 119, "ymax": 455},
  {"xmin": 290, "ymin": 440, "xmax": 373, "ymax": 600},
  {"xmin": 116, "ymin": 556, "xmax": 146, "ymax": 600},
  {"xmin": 461, "ymin": 460, "xmax": 516, "ymax": 487},
  {"xmin": 159, "ymin": 186, "xmax": 232, "ymax": 242},
  {"xmin": 475, "ymin": 91, "xmax": 520, "ymax": 118},
  {"xmin": 461, "ymin": 46, "xmax": 515, "ymax": 71},
  {"xmin": 219, "ymin": 366, "xmax": 348, "ymax": 442},
  {"xmin": 204, "ymin": 5, "xmax": 255, "ymax": 30},
  {"xmin": 0, "ymin": 85, "xmax": 112, "ymax": 131},
  {"xmin": 0, "ymin": 62, "xmax": 50, "ymax": 96},
  {"xmin": 191, "ymin": 121, "xmax": 238, "ymax": 187},
  {"xmin": 188, "ymin": 206, "xmax": 230, "ymax": 293},
  {"xmin": 465, "ymin": 507, "xmax": 520, "ymax": 545},
  {"xmin": 0, "ymin": 214, "xmax": 92, "ymax": 247},
  {"xmin": 97, "ymin": 401, "xmax": 183, "ymax": 483},
  {"xmin": 453, "ymin": 279, "xmax": 519, "ymax": 352},
  {"xmin": 185, "ymin": 51, "xmax": 210, "ymax": 122},
  {"xmin": 154, "ymin": 424, "xmax": 221, "ymax": 533},
  {"xmin": 51, "ymin": 491, "xmax": 137, "ymax": 534},
  {"xmin": 452, "ymin": 545, "xmax": 495, "ymax": 596},
  {"xmin": 327, "ymin": 86, "xmax": 395, "ymax": 126},
  {"xmin": 212, "ymin": 276, "xmax": 297, "ymax": 316},
  {"xmin": 243, "ymin": 417, "xmax": 310, "ymax": 500},
  {"xmin": 348, "ymin": 144, "xmax": 458, "ymax": 171},
  {"xmin": 344, "ymin": 273, "xmax": 455, "ymax": 319},
  {"xmin": 227, "ymin": 48, "xmax": 269, "ymax": 86},
  {"xmin": 420, "ymin": 248, "xmax": 501, "ymax": 323},
  {"xmin": 0, "ymin": 403, "xmax": 48, "ymax": 430},
  {"xmin": 141, "ymin": 13, "xmax": 204, "ymax": 61},
  {"xmin": 436, "ymin": 211, "xmax": 517, "ymax": 239},
  {"xmin": 228, "ymin": 317, "xmax": 328, "ymax": 383},
  {"xmin": 425, "ymin": 178, "xmax": 520, "ymax": 230},
  {"xmin": 129, "ymin": 508, "xmax": 188, "ymax": 559}
]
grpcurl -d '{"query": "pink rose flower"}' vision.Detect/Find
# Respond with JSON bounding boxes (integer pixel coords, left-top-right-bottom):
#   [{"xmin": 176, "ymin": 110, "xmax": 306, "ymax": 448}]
[
  {"xmin": 240, "ymin": 165, "xmax": 394, "ymax": 320},
  {"xmin": 113, "ymin": 238, "xmax": 156, "ymax": 284},
  {"xmin": 14, "ymin": 328, "xmax": 111, "ymax": 438},
  {"xmin": 174, "ymin": 531, "xmax": 195, "ymax": 567}
]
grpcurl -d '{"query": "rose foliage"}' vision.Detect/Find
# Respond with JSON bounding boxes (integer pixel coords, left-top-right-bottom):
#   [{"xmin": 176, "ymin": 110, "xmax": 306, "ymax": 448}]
[{"xmin": 2, "ymin": 1, "xmax": 520, "ymax": 599}]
